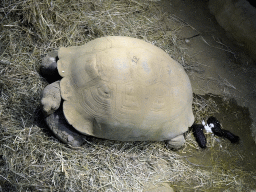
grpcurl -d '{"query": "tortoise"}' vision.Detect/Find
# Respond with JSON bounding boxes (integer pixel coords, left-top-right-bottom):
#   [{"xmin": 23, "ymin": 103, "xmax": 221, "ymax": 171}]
[{"xmin": 40, "ymin": 36, "xmax": 194, "ymax": 150}]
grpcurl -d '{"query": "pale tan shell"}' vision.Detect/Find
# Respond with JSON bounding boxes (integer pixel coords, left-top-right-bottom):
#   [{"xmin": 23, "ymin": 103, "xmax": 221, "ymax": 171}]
[{"xmin": 57, "ymin": 36, "xmax": 194, "ymax": 141}]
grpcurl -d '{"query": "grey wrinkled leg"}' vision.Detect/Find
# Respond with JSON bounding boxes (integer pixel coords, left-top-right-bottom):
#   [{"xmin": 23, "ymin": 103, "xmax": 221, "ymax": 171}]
[
  {"xmin": 40, "ymin": 50, "xmax": 86, "ymax": 147},
  {"xmin": 167, "ymin": 134, "xmax": 185, "ymax": 150},
  {"xmin": 41, "ymin": 81, "xmax": 86, "ymax": 147},
  {"xmin": 45, "ymin": 107, "xmax": 86, "ymax": 147},
  {"xmin": 41, "ymin": 81, "xmax": 62, "ymax": 116}
]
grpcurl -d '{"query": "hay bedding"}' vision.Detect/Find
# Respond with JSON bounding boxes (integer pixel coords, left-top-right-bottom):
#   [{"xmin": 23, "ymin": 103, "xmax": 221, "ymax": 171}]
[{"xmin": 0, "ymin": 0, "xmax": 255, "ymax": 191}]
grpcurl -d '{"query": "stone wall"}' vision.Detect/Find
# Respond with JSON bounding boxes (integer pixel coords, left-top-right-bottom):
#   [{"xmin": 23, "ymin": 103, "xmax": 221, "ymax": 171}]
[{"xmin": 209, "ymin": 0, "xmax": 256, "ymax": 61}]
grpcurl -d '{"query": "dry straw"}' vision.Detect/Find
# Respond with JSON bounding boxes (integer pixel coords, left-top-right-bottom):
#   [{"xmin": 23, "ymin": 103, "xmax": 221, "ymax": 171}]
[{"xmin": 0, "ymin": 0, "xmax": 255, "ymax": 191}]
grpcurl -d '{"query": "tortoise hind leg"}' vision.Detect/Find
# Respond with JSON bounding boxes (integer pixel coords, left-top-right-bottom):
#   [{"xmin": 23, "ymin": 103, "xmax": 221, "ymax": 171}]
[{"xmin": 167, "ymin": 134, "xmax": 185, "ymax": 150}]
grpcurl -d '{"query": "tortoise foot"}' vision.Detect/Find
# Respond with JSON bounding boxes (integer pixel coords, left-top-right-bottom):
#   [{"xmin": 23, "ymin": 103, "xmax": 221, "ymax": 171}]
[
  {"xmin": 45, "ymin": 107, "xmax": 86, "ymax": 147},
  {"xmin": 167, "ymin": 134, "xmax": 185, "ymax": 150}
]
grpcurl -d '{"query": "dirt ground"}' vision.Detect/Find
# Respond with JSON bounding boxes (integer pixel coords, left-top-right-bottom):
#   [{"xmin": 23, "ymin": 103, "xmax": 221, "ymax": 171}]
[{"xmin": 160, "ymin": 0, "xmax": 256, "ymax": 142}]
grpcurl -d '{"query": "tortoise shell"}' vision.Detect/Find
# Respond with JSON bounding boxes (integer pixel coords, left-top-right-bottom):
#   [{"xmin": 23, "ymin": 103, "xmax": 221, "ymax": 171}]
[{"xmin": 57, "ymin": 36, "xmax": 194, "ymax": 141}]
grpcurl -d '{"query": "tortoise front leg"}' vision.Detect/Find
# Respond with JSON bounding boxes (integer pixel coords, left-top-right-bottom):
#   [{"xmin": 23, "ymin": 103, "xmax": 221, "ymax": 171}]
[
  {"xmin": 41, "ymin": 81, "xmax": 62, "ymax": 116},
  {"xmin": 41, "ymin": 81, "xmax": 86, "ymax": 146}
]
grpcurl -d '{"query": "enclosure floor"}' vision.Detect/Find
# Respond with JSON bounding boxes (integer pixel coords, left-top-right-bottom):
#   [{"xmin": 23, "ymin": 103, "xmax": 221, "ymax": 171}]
[{"xmin": 160, "ymin": 0, "xmax": 256, "ymax": 142}]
